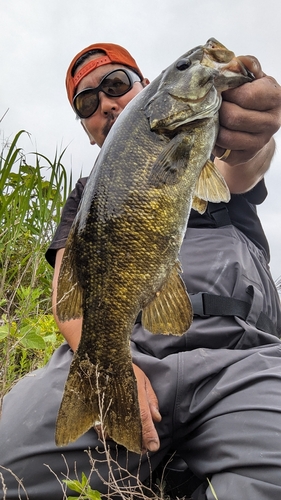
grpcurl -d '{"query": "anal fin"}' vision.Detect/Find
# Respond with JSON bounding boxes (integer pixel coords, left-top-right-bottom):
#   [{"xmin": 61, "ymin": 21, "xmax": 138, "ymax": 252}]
[
  {"xmin": 192, "ymin": 195, "xmax": 208, "ymax": 214},
  {"xmin": 142, "ymin": 262, "xmax": 193, "ymax": 335}
]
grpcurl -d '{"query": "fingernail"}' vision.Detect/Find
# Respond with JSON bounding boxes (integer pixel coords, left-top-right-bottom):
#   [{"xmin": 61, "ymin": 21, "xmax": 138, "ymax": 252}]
[
  {"xmin": 155, "ymin": 409, "xmax": 162, "ymax": 420},
  {"xmin": 147, "ymin": 440, "xmax": 160, "ymax": 452},
  {"xmin": 152, "ymin": 406, "xmax": 162, "ymax": 421}
]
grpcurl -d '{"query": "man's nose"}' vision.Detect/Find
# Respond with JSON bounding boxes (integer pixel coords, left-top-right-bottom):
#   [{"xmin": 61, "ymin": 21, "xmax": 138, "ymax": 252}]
[{"xmin": 99, "ymin": 91, "xmax": 120, "ymax": 113}]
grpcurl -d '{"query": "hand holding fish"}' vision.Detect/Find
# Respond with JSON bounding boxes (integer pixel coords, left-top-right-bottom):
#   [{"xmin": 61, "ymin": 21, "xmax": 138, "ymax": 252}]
[
  {"xmin": 93, "ymin": 364, "xmax": 161, "ymax": 452},
  {"xmin": 214, "ymin": 55, "xmax": 281, "ymax": 193},
  {"xmin": 133, "ymin": 364, "xmax": 161, "ymax": 452}
]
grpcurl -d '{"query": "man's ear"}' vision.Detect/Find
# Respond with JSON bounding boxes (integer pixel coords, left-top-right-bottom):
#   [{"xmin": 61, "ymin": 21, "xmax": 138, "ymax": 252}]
[
  {"xmin": 80, "ymin": 120, "xmax": 96, "ymax": 145},
  {"xmin": 142, "ymin": 77, "xmax": 150, "ymax": 88}
]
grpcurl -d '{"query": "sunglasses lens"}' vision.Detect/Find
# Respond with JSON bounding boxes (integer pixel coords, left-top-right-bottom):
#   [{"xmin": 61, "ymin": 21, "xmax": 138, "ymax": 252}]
[
  {"xmin": 73, "ymin": 69, "xmax": 140, "ymax": 119},
  {"xmin": 102, "ymin": 70, "xmax": 132, "ymax": 96},
  {"xmin": 74, "ymin": 90, "xmax": 99, "ymax": 119}
]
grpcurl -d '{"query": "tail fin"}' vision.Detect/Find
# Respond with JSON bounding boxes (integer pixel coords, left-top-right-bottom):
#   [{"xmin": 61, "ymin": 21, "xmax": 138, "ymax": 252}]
[{"xmin": 55, "ymin": 353, "xmax": 142, "ymax": 454}]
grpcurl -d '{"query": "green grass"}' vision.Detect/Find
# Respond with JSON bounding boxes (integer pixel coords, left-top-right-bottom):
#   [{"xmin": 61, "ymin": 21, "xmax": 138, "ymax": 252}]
[{"xmin": 0, "ymin": 130, "xmax": 72, "ymax": 401}]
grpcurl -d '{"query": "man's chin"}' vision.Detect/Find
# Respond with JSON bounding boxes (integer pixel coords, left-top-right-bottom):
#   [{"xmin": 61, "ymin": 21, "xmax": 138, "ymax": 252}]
[{"xmin": 103, "ymin": 116, "xmax": 118, "ymax": 141}]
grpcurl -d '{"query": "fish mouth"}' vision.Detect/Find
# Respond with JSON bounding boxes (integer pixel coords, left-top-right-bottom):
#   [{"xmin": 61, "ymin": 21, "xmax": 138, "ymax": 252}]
[
  {"xmin": 169, "ymin": 73, "xmax": 215, "ymax": 104},
  {"xmin": 164, "ymin": 93, "xmax": 221, "ymax": 131},
  {"xmin": 169, "ymin": 87, "xmax": 213, "ymax": 105},
  {"xmin": 148, "ymin": 68, "xmax": 222, "ymax": 133}
]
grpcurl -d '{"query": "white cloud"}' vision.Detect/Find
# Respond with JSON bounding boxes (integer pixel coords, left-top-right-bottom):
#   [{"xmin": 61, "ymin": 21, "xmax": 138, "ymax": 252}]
[{"xmin": 1, "ymin": 0, "xmax": 281, "ymax": 278}]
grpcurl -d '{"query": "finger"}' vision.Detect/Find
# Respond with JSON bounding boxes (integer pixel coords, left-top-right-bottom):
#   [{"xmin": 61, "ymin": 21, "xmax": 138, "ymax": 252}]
[
  {"xmin": 236, "ymin": 55, "xmax": 264, "ymax": 79},
  {"xmin": 144, "ymin": 376, "xmax": 162, "ymax": 423},
  {"xmin": 137, "ymin": 368, "xmax": 161, "ymax": 423},
  {"xmin": 133, "ymin": 364, "xmax": 160, "ymax": 452},
  {"xmin": 213, "ymin": 144, "xmax": 255, "ymax": 166},
  {"xmin": 219, "ymin": 101, "xmax": 280, "ymax": 138},
  {"xmin": 222, "ymin": 75, "xmax": 281, "ymax": 112},
  {"xmin": 136, "ymin": 364, "xmax": 160, "ymax": 419},
  {"xmin": 214, "ymin": 123, "xmax": 267, "ymax": 162},
  {"xmin": 140, "ymin": 404, "xmax": 160, "ymax": 453}
]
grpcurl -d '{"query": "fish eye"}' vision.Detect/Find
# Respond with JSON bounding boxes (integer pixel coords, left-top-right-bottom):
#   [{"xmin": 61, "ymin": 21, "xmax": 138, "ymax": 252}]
[{"xmin": 176, "ymin": 58, "xmax": 191, "ymax": 71}]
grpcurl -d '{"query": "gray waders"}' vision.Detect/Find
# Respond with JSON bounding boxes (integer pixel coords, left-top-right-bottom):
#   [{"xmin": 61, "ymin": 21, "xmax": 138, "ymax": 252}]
[{"xmin": 1, "ymin": 225, "xmax": 281, "ymax": 499}]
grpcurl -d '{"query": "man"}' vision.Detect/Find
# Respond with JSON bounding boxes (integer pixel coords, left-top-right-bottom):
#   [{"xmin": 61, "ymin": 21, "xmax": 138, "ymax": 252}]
[{"xmin": 1, "ymin": 42, "xmax": 281, "ymax": 500}]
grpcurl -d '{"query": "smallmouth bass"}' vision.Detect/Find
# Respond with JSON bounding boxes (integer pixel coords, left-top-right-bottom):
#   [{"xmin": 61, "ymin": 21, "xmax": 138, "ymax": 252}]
[{"xmin": 55, "ymin": 39, "xmax": 253, "ymax": 453}]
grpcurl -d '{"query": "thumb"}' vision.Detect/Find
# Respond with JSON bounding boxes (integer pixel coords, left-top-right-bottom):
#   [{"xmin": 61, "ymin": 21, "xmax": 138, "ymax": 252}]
[{"xmin": 236, "ymin": 55, "xmax": 265, "ymax": 79}]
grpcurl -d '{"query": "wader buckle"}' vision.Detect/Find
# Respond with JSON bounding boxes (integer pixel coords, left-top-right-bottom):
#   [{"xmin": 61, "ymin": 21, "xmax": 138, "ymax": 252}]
[{"xmin": 190, "ymin": 292, "xmax": 211, "ymax": 318}]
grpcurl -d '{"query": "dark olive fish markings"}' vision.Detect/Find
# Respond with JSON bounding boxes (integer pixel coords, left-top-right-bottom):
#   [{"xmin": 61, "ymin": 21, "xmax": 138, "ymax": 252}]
[{"xmin": 55, "ymin": 39, "xmax": 253, "ymax": 453}]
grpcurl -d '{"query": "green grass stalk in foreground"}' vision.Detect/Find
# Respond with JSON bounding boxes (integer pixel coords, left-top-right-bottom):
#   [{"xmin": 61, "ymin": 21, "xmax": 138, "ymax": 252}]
[{"xmin": 0, "ymin": 130, "xmax": 72, "ymax": 401}]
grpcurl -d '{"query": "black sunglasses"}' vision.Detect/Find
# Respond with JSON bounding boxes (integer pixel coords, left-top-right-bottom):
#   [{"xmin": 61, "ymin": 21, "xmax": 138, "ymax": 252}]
[{"xmin": 73, "ymin": 68, "xmax": 141, "ymax": 119}]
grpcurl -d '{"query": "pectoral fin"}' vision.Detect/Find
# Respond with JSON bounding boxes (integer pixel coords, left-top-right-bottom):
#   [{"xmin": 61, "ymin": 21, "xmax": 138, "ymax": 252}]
[
  {"xmin": 194, "ymin": 159, "xmax": 230, "ymax": 203},
  {"xmin": 142, "ymin": 262, "xmax": 193, "ymax": 335},
  {"xmin": 56, "ymin": 228, "xmax": 83, "ymax": 321},
  {"xmin": 148, "ymin": 134, "xmax": 193, "ymax": 188}
]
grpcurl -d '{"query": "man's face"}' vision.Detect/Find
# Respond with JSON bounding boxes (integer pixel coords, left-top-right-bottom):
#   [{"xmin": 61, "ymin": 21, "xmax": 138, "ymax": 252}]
[{"xmin": 74, "ymin": 56, "xmax": 145, "ymax": 147}]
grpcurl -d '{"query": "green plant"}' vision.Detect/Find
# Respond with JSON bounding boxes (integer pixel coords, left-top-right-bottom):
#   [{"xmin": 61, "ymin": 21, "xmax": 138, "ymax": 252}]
[
  {"xmin": 206, "ymin": 478, "xmax": 219, "ymax": 499},
  {"xmin": 64, "ymin": 473, "xmax": 102, "ymax": 500},
  {"xmin": 0, "ymin": 130, "xmax": 72, "ymax": 399}
]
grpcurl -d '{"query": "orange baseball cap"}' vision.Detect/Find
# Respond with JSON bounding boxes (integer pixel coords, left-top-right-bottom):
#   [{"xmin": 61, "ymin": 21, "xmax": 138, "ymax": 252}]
[{"xmin": 66, "ymin": 43, "xmax": 144, "ymax": 104}]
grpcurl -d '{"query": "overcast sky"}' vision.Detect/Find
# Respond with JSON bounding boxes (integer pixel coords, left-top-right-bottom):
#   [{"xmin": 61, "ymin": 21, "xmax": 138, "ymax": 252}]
[{"xmin": 1, "ymin": 0, "xmax": 281, "ymax": 280}]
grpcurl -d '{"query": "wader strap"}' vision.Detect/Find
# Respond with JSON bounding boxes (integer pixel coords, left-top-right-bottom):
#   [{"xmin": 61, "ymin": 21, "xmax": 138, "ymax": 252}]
[
  {"xmin": 190, "ymin": 292, "xmax": 277, "ymax": 336},
  {"xmin": 135, "ymin": 293, "xmax": 277, "ymax": 336},
  {"xmin": 208, "ymin": 202, "xmax": 231, "ymax": 227},
  {"xmin": 190, "ymin": 292, "xmax": 250, "ymax": 319}
]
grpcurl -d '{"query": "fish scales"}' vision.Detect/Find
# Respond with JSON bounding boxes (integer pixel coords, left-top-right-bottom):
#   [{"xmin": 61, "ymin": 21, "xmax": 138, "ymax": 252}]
[{"xmin": 55, "ymin": 38, "xmax": 253, "ymax": 453}]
